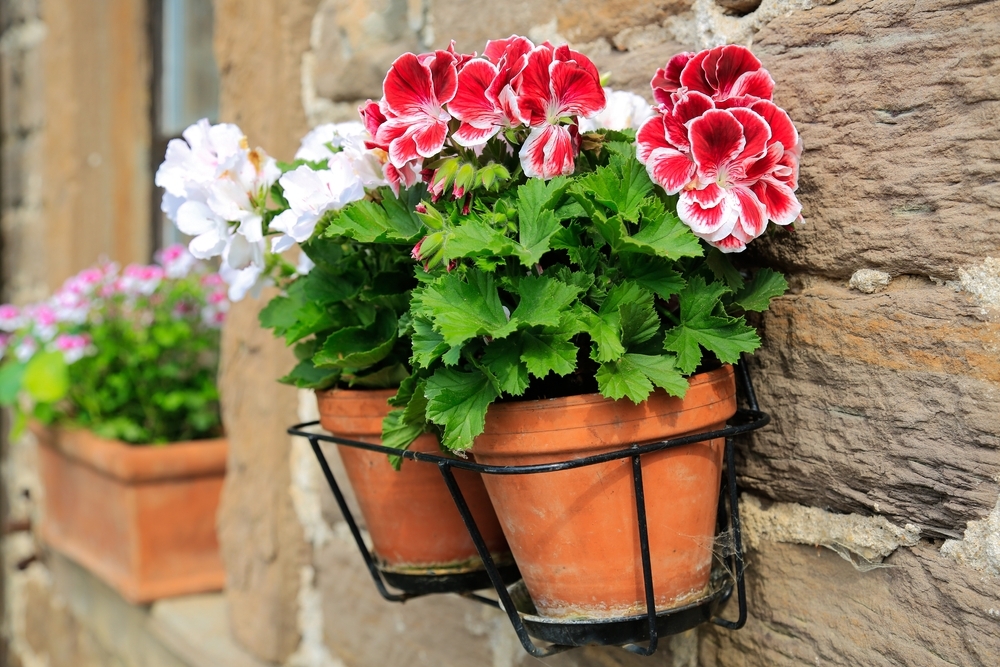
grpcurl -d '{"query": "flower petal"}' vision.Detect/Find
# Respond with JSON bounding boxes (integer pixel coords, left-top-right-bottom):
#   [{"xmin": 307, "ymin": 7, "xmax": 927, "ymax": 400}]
[
  {"xmin": 383, "ymin": 53, "xmax": 435, "ymax": 117},
  {"xmin": 713, "ymin": 46, "xmax": 771, "ymax": 100},
  {"xmin": 728, "ymin": 107, "xmax": 771, "ymax": 162},
  {"xmin": 484, "ymin": 35, "xmax": 534, "ymax": 64},
  {"xmin": 449, "ymin": 59, "xmax": 500, "ymax": 126},
  {"xmin": 688, "ymin": 109, "xmax": 745, "ymax": 179},
  {"xmin": 636, "ymin": 115, "xmax": 670, "ymax": 163},
  {"xmin": 549, "ymin": 58, "xmax": 606, "ymax": 118},
  {"xmin": 678, "ymin": 187, "xmax": 738, "ymax": 236},
  {"xmin": 730, "ymin": 186, "xmax": 767, "ymax": 238},
  {"xmin": 412, "ymin": 120, "xmax": 449, "ymax": 158},
  {"xmin": 650, "ymin": 52, "xmax": 694, "ymax": 105},
  {"xmin": 750, "ymin": 99, "xmax": 798, "ymax": 154},
  {"xmin": 645, "ymin": 147, "xmax": 696, "ymax": 194},
  {"xmin": 176, "ymin": 200, "xmax": 219, "ymax": 236},
  {"xmin": 425, "ymin": 50, "xmax": 459, "ymax": 104},
  {"xmin": 454, "ymin": 122, "xmax": 500, "ymax": 147},
  {"xmin": 519, "ymin": 124, "xmax": 576, "ymax": 180},
  {"xmin": 751, "ymin": 177, "xmax": 802, "ymax": 225}
]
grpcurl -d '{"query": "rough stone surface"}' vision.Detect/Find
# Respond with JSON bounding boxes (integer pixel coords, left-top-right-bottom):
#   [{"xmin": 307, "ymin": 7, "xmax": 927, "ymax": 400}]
[
  {"xmin": 699, "ymin": 539, "xmax": 1000, "ymax": 667},
  {"xmin": 216, "ymin": 292, "xmax": 308, "ymax": 664},
  {"xmin": 747, "ymin": 0, "xmax": 1000, "ymax": 280},
  {"xmin": 740, "ymin": 495, "xmax": 920, "ymax": 567},
  {"xmin": 941, "ymin": 497, "xmax": 1000, "ymax": 577},
  {"xmin": 743, "ymin": 276, "xmax": 1000, "ymax": 532},
  {"xmin": 848, "ymin": 268, "xmax": 891, "ymax": 294}
]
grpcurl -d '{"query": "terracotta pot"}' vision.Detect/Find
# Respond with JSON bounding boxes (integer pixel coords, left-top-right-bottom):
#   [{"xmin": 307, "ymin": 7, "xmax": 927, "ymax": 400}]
[
  {"xmin": 316, "ymin": 388, "xmax": 509, "ymax": 572},
  {"xmin": 34, "ymin": 426, "xmax": 227, "ymax": 604},
  {"xmin": 471, "ymin": 365, "xmax": 737, "ymax": 619}
]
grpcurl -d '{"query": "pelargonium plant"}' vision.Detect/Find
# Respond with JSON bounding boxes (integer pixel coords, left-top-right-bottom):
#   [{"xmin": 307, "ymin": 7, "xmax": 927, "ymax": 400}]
[
  {"xmin": 315, "ymin": 39, "xmax": 800, "ymax": 451},
  {"xmin": 0, "ymin": 246, "xmax": 228, "ymax": 444},
  {"xmin": 154, "ymin": 38, "xmax": 802, "ymax": 456}
]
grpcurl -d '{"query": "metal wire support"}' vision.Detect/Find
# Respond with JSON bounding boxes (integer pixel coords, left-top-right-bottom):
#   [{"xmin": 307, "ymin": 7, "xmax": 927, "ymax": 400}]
[{"xmin": 290, "ymin": 360, "xmax": 768, "ymax": 657}]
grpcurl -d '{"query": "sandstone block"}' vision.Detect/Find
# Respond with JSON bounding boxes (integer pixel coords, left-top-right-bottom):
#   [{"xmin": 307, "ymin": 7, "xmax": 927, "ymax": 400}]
[
  {"xmin": 699, "ymin": 538, "xmax": 1000, "ymax": 666},
  {"xmin": 742, "ymin": 276, "xmax": 1000, "ymax": 531},
  {"xmin": 747, "ymin": 0, "xmax": 1000, "ymax": 279}
]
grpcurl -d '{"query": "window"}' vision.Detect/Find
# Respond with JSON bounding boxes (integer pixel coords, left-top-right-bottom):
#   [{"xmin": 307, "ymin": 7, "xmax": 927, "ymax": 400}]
[{"xmin": 150, "ymin": 0, "xmax": 221, "ymax": 251}]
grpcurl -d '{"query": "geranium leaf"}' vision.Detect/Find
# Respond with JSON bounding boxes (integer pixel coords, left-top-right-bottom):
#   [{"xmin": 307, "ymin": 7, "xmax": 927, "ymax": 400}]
[
  {"xmin": 577, "ymin": 151, "xmax": 653, "ymax": 222},
  {"xmin": 410, "ymin": 317, "xmax": 447, "ymax": 368},
  {"xmin": 596, "ymin": 356, "xmax": 653, "ymax": 403},
  {"xmin": 707, "ymin": 247, "xmax": 745, "ymax": 291},
  {"xmin": 520, "ymin": 327, "xmax": 578, "ymax": 379},
  {"xmin": 510, "ymin": 275, "xmax": 582, "ymax": 328},
  {"xmin": 480, "ymin": 338, "xmax": 529, "ymax": 396},
  {"xmin": 662, "ymin": 276, "xmax": 760, "ymax": 373},
  {"xmin": 514, "ymin": 179, "xmax": 565, "ymax": 266},
  {"xmin": 625, "ymin": 353, "xmax": 688, "ymax": 397},
  {"xmin": 419, "ymin": 270, "xmax": 517, "ymax": 346},
  {"xmin": 446, "ymin": 219, "xmax": 512, "ymax": 259},
  {"xmin": 620, "ymin": 254, "xmax": 685, "ymax": 300},
  {"xmin": 0, "ymin": 361, "xmax": 26, "ymax": 406},
  {"xmin": 619, "ymin": 296, "xmax": 660, "ymax": 348},
  {"xmin": 279, "ymin": 358, "xmax": 340, "ymax": 389},
  {"xmin": 425, "ymin": 368, "xmax": 498, "ymax": 451},
  {"xmin": 621, "ymin": 210, "xmax": 703, "ymax": 260},
  {"xmin": 580, "ymin": 307, "xmax": 625, "ymax": 362},
  {"xmin": 314, "ymin": 309, "xmax": 397, "ymax": 369},
  {"xmin": 23, "ymin": 352, "xmax": 69, "ymax": 404},
  {"xmin": 734, "ymin": 268, "xmax": 788, "ymax": 312}
]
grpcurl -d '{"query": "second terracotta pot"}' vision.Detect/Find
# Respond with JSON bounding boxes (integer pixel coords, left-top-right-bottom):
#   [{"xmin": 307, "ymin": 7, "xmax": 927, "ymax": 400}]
[
  {"xmin": 471, "ymin": 366, "xmax": 737, "ymax": 619},
  {"xmin": 316, "ymin": 388, "xmax": 509, "ymax": 573}
]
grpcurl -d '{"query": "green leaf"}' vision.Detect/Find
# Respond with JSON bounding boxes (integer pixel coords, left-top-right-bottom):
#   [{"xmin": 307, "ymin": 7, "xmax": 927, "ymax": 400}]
[
  {"xmin": 619, "ymin": 296, "xmax": 660, "ymax": 348},
  {"xmin": 418, "ymin": 270, "xmax": 517, "ymax": 346},
  {"xmin": 382, "ymin": 377, "xmax": 430, "ymax": 462},
  {"xmin": 620, "ymin": 255, "xmax": 685, "ymax": 300},
  {"xmin": 514, "ymin": 179, "xmax": 565, "ymax": 266},
  {"xmin": 480, "ymin": 338, "xmax": 529, "ymax": 396},
  {"xmin": 23, "ymin": 352, "xmax": 69, "ymax": 403},
  {"xmin": 424, "ymin": 368, "xmax": 498, "ymax": 451},
  {"xmin": 596, "ymin": 356, "xmax": 653, "ymax": 403},
  {"xmin": 347, "ymin": 362, "xmax": 410, "ymax": 388},
  {"xmin": 620, "ymin": 209, "xmax": 703, "ymax": 260},
  {"xmin": 520, "ymin": 328, "xmax": 578, "ymax": 379},
  {"xmin": 411, "ymin": 317, "xmax": 448, "ymax": 368},
  {"xmin": 625, "ymin": 354, "xmax": 688, "ymax": 397},
  {"xmin": 278, "ymin": 359, "xmax": 340, "ymax": 389},
  {"xmin": 0, "ymin": 361, "xmax": 26, "ymax": 406},
  {"xmin": 445, "ymin": 219, "xmax": 511, "ymax": 259},
  {"xmin": 706, "ymin": 247, "xmax": 745, "ymax": 291},
  {"xmin": 734, "ymin": 268, "xmax": 788, "ymax": 312},
  {"xmin": 314, "ymin": 309, "xmax": 397, "ymax": 369},
  {"xmin": 576, "ymin": 151, "xmax": 653, "ymax": 222},
  {"xmin": 663, "ymin": 276, "xmax": 760, "ymax": 373},
  {"xmin": 509, "ymin": 275, "xmax": 582, "ymax": 328},
  {"xmin": 580, "ymin": 307, "xmax": 625, "ymax": 362}
]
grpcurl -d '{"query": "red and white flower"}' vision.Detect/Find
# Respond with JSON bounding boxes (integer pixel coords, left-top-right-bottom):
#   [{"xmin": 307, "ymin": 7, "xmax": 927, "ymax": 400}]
[
  {"xmin": 638, "ymin": 46, "xmax": 801, "ymax": 252},
  {"xmin": 651, "ymin": 45, "xmax": 774, "ymax": 108},
  {"xmin": 514, "ymin": 44, "xmax": 606, "ymax": 179},
  {"xmin": 375, "ymin": 50, "xmax": 459, "ymax": 168},
  {"xmin": 448, "ymin": 36, "xmax": 533, "ymax": 147}
]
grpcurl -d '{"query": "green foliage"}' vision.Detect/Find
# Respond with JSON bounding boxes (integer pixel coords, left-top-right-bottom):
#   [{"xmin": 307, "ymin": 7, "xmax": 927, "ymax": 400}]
[
  {"xmin": 265, "ymin": 129, "xmax": 788, "ymax": 454},
  {"xmin": 0, "ymin": 266, "xmax": 225, "ymax": 444}
]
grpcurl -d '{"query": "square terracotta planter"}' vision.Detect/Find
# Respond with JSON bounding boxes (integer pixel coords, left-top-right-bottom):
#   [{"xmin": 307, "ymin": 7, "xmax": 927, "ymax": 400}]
[{"xmin": 35, "ymin": 426, "xmax": 227, "ymax": 603}]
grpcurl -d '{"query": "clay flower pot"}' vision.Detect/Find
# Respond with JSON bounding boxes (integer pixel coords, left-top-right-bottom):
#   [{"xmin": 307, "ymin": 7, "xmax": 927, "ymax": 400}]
[
  {"xmin": 35, "ymin": 426, "xmax": 227, "ymax": 604},
  {"xmin": 315, "ymin": 388, "xmax": 509, "ymax": 575},
  {"xmin": 471, "ymin": 365, "xmax": 737, "ymax": 619}
]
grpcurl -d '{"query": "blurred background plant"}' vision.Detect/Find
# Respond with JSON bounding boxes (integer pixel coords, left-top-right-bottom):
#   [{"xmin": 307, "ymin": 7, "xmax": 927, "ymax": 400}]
[{"xmin": 0, "ymin": 245, "xmax": 227, "ymax": 444}]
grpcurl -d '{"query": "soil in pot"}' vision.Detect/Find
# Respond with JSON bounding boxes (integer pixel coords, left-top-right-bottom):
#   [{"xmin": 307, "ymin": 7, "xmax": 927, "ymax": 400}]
[
  {"xmin": 471, "ymin": 365, "xmax": 737, "ymax": 620},
  {"xmin": 316, "ymin": 388, "xmax": 510, "ymax": 574}
]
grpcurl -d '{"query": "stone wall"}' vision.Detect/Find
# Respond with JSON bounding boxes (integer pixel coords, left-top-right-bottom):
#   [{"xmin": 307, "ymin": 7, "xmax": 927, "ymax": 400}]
[{"xmin": 213, "ymin": 0, "xmax": 1000, "ymax": 665}]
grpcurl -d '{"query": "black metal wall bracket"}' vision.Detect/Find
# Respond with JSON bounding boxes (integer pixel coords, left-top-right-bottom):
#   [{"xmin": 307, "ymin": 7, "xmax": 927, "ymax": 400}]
[{"xmin": 288, "ymin": 361, "xmax": 769, "ymax": 658}]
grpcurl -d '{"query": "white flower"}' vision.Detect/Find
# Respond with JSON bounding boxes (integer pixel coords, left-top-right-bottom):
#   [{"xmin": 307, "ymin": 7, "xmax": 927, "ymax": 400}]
[
  {"xmin": 218, "ymin": 235, "xmax": 270, "ymax": 302},
  {"xmin": 176, "ymin": 200, "xmax": 229, "ymax": 259},
  {"xmin": 579, "ymin": 89, "xmax": 655, "ymax": 133},
  {"xmin": 155, "ymin": 119, "xmax": 246, "ymax": 219},
  {"xmin": 296, "ymin": 251, "xmax": 315, "ymax": 276},
  {"xmin": 295, "ymin": 122, "xmax": 366, "ymax": 162},
  {"xmin": 270, "ymin": 157, "xmax": 367, "ymax": 252}
]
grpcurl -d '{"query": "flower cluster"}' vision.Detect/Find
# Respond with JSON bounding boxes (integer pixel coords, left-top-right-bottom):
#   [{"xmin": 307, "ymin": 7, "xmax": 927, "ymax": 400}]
[
  {"xmin": 0, "ymin": 245, "xmax": 225, "ymax": 367},
  {"xmin": 155, "ymin": 120, "xmax": 281, "ymax": 300},
  {"xmin": 361, "ymin": 36, "xmax": 607, "ymax": 189},
  {"xmin": 0, "ymin": 246, "xmax": 228, "ymax": 444},
  {"xmin": 637, "ymin": 45, "xmax": 802, "ymax": 252}
]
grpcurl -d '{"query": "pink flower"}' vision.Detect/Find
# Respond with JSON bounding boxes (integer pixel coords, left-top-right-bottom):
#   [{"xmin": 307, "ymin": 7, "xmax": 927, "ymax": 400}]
[
  {"xmin": 157, "ymin": 243, "xmax": 197, "ymax": 279},
  {"xmin": 448, "ymin": 36, "xmax": 533, "ymax": 147},
  {"xmin": 375, "ymin": 50, "xmax": 459, "ymax": 168},
  {"xmin": 0, "ymin": 305, "xmax": 23, "ymax": 332},
  {"xmin": 652, "ymin": 45, "xmax": 774, "ymax": 108},
  {"xmin": 201, "ymin": 273, "xmax": 225, "ymax": 288},
  {"xmin": 54, "ymin": 333, "xmax": 91, "ymax": 363},
  {"xmin": 120, "ymin": 264, "xmax": 165, "ymax": 295},
  {"xmin": 513, "ymin": 44, "xmax": 606, "ymax": 179}
]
